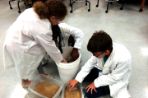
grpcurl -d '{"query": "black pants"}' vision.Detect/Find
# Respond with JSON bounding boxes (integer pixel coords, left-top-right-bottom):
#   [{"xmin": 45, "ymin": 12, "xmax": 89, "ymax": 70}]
[
  {"xmin": 37, "ymin": 57, "xmax": 48, "ymax": 74},
  {"xmin": 82, "ymin": 68, "xmax": 110, "ymax": 98},
  {"xmin": 37, "ymin": 64, "xmax": 46, "ymax": 74}
]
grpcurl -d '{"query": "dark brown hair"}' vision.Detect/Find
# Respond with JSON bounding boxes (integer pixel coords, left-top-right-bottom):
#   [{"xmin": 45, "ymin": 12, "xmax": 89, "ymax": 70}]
[
  {"xmin": 33, "ymin": 0, "xmax": 67, "ymax": 19},
  {"xmin": 87, "ymin": 30, "xmax": 113, "ymax": 53}
]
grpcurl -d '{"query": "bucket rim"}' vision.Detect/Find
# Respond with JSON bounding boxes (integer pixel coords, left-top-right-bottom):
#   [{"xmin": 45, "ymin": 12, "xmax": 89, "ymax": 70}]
[{"xmin": 56, "ymin": 54, "xmax": 81, "ymax": 68}]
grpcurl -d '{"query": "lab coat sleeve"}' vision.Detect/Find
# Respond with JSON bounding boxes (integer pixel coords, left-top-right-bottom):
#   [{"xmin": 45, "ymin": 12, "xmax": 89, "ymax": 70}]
[
  {"xmin": 59, "ymin": 23, "xmax": 84, "ymax": 49},
  {"xmin": 75, "ymin": 56, "xmax": 97, "ymax": 83},
  {"xmin": 3, "ymin": 44, "xmax": 14, "ymax": 71},
  {"xmin": 94, "ymin": 59, "xmax": 131, "ymax": 88},
  {"xmin": 36, "ymin": 32, "xmax": 63, "ymax": 64}
]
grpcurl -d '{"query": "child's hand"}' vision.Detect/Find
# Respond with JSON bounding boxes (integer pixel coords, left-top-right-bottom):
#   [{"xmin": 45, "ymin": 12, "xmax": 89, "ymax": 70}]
[
  {"xmin": 61, "ymin": 59, "xmax": 67, "ymax": 63},
  {"xmin": 71, "ymin": 48, "xmax": 79, "ymax": 61},
  {"xmin": 68, "ymin": 79, "xmax": 78, "ymax": 90},
  {"xmin": 86, "ymin": 82, "xmax": 97, "ymax": 94}
]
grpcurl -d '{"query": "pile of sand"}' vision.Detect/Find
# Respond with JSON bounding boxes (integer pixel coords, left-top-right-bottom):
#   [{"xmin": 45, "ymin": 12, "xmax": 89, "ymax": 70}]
[{"xmin": 35, "ymin": 80, "xmax": 59, "ymax": 98}]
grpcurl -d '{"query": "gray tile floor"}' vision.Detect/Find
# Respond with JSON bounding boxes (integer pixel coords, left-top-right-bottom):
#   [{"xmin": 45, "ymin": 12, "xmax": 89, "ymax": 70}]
[{"xmin": 0, "ymin": 0, "xmax": 148, "ymax": 98}]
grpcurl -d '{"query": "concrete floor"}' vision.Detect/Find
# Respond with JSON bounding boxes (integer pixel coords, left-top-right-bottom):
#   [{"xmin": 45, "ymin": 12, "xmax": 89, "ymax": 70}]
[{"xmin": 0, "ymin": 0, "xmax": 148, "ymax": 98}]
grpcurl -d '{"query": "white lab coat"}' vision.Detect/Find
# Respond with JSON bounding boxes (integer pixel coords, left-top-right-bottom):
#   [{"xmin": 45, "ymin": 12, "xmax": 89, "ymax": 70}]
[
  {"xmin": 75, "ymin": 43, "xmax": 132, "ymax": 98},
  {"xmin": 3, "ymin": 8, "xmax": 83, "ymax": 80},
  {"xmin": 59, "ymin": 23, "xmax": 84, "ymax": 49}
]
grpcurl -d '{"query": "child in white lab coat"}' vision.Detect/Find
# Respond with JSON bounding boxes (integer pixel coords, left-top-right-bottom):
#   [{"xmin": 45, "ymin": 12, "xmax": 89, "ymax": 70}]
[
  {"xmin": 3, "ymin": 0, "xmax": 71, "ymax": 88},
  {"xmin": 68, "ymin": 31, "xmax": 132, "ymax": 98}
]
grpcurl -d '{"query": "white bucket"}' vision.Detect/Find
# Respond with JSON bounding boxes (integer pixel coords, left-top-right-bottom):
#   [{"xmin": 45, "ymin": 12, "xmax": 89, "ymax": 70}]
[{"xmin": 56, "ymin": 47, "xmax": 81, "ymax": 83}]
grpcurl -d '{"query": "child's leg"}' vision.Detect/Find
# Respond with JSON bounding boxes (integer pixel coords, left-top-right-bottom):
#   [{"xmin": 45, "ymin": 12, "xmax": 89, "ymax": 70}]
[
  {"xmin": 83, "ymin": 86, "xmax": 110, "ymax": 98},
  {"xmin": 37, "ymin": 63, "xmax": 48, "ymax": 75},
  {"xmin": 37, "ymin": 56, "xmax": 49, "ymax": 75},
  {"xmin": 83, "ymin": 67, "xmax": 100, "ymax": 83},
  {"xmin": 82, "ymin": 68, "xmax": 110, "ymax": 97}
]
